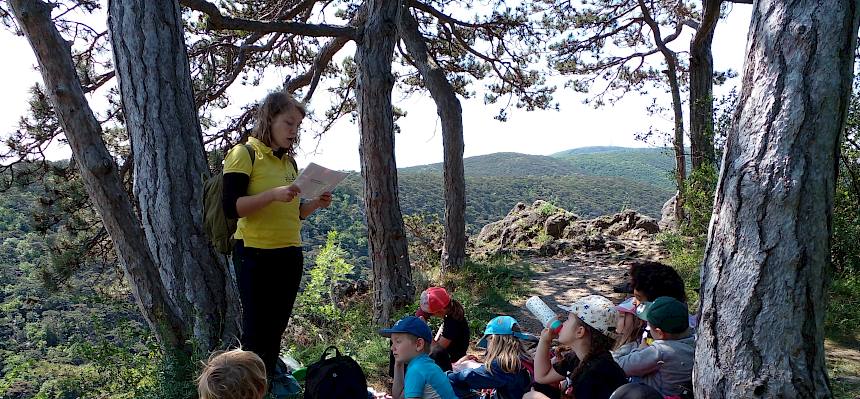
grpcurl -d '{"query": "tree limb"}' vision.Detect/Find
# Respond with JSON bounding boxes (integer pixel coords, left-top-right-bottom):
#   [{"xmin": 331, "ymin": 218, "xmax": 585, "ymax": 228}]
[{"xmin": 179, "ymin": 0, "xmax": 358, "ymax": 39}]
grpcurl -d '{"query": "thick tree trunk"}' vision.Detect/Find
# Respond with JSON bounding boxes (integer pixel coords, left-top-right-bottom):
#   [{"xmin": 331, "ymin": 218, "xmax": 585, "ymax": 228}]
[
  {"xmin": 695, "ymin": 1, "xmax": 860, "ymax": 397},
  {"xmin": 667, "ymin": 62, "xmax": 687, "ymax": 224},
  {"xmin": 9, "ymin": 0, "xmax": 188, "ymax": 350},
  {"xmin": 356, "ymin": 0, "xmax": 414, "ymax": 324},
  {"xmin": 640, "ymin": 0, "xmax": 687, "ymax": 223},
  {"xmin": 398, "ymin": 7, "xmax": 466, "ymax": 271},
  {"xmin": 689, "ymin": 0, "xmax": 720, "ymax": 171},
  {"xmin": 109, "ymin": 0, "xmax": 239, "ymax": 350}
]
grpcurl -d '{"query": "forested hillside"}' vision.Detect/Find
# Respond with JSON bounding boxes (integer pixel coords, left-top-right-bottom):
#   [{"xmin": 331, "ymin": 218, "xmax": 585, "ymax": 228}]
[{"xmin": 304, "ymin": 147, "xmax": 675, "ymax": 267}]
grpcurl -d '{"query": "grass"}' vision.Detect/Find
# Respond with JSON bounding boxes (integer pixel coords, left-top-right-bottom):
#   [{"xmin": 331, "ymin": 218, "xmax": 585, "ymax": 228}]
[
  {"xmin": 441, "ymin": 255, "xmax": 535, "ymax": 336},
  {"xmin": 825, "ymin": 274, "xmax": 860, "ymax": 346},
  {"xmin": 828, "ymin": 340, "xmax": 860, "ymax": 399}
]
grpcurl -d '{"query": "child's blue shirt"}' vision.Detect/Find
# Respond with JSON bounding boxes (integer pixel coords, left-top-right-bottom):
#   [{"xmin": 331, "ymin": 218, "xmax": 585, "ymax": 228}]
[{"xmin": 404, "ymin": 353, "xmax": 457, "ymax": 399}]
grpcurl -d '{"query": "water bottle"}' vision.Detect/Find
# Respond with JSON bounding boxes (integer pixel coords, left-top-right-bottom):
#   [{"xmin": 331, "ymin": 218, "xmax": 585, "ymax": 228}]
[{"xmin": 526, "ymin": 296, "xmax": 563, "ymax": 335}]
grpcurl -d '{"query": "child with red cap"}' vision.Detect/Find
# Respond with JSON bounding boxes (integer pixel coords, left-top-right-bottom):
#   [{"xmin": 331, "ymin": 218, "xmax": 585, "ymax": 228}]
[{"xmin": 389, "ymin": 287, "xmax": 471, "ymax": 376}]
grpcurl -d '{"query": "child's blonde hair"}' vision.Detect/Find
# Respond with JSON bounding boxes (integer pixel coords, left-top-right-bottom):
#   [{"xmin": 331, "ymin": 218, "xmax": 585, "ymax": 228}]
[
  {"xmin": 197, "ymin": 349, "xmax": 267, "ymax": 399},
  {"xmin": 613, "ymin": 312, "xmax": 645, "ymax": 350},
  {"xmin": 483, "ymin": 334, "xmax": 529, "ymax": 376}
]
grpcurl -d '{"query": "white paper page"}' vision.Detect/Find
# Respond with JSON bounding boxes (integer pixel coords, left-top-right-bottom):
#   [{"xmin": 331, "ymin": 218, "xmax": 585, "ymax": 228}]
[{"xmin": 293, "ymin": 162, "xmax": 349, "ymax": 199}]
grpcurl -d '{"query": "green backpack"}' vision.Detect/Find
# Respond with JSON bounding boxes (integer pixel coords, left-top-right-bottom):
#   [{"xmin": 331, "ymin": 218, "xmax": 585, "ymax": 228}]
[{"xmin": 203, "ymin": 144, "xmax": 255, "ymax": 254}]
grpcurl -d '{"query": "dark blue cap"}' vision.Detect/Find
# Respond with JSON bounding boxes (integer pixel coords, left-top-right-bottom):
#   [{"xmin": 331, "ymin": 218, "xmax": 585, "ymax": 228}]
[{"xmin": 379, "ymin": 316, "xmax": 433, "ymax": 343}]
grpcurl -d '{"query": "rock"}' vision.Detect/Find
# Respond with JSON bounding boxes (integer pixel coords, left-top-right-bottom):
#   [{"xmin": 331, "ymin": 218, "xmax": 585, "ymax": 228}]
[
  {"xmin": 544, "ymin": 213, "xmax": 573, "ymax": 238},
  {"xmin": 635, "ymin": 216, "xmax": 660, "ymax": 234},
  {"xmin": 476, "ymin": 200, "xmax": 575, "ymax": 250},
  {"xmin": 659, "ymin": 193, "xmax": 679, "ymax": 231},
  {"xmin": 474, "ymin": 202, "xmax": 659, "ymax": 257}
]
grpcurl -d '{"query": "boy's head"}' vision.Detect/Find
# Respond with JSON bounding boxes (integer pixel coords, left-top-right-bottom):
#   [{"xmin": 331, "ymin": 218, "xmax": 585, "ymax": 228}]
[
  {"xmin": 628, "ymin": 261, "xmax": 687, "ymax": 303},
  {"xmin": 379, "ymin": 316, "xmax": 433, "ymax": 362},
  {"xmin": 637, "ymin": 296, "xmax": 689, "ymax": 339},
  {"xmin": 197, "ymin": 349, "xmax": 267, "ymax": 399}
]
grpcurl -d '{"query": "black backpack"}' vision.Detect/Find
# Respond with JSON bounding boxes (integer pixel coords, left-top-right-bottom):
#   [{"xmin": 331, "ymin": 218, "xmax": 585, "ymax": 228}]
[{"xmin": 304, "ymin": 346, "xmax": 368, "ymax": 399}]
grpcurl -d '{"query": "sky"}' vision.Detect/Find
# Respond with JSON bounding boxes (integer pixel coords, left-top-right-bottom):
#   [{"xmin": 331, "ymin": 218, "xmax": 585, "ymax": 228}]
[{"xmin": 0, "ymin": 3, "xmax": 753, "ymax": 172}]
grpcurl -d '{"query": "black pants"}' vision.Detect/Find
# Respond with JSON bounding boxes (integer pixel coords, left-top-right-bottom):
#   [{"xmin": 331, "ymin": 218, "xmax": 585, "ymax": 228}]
[{"xmin": 233, "ymin": 240, "xmax": 304, "ymax": 376}]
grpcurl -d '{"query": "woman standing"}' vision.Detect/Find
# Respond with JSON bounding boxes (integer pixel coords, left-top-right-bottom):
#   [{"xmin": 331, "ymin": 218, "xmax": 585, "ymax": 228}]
[{"xmin": 221, "ymin": 92, "xmax": 332, "ymax": 377}]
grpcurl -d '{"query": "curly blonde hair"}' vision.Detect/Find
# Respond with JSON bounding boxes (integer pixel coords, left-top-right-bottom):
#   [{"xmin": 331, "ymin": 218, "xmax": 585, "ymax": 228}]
[
  {"xmin": 252, "ymin": 92, "xmax": 306, "ymax": 156},
  {"xmin": 197, "ymin": 349, "xmax": 267, "ymax": 399}
]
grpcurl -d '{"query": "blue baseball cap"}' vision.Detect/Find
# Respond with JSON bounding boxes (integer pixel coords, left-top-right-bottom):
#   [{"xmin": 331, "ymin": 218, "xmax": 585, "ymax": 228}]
[
  {"xmin": 379, "ymin": 316, "xmax": 433, "ymax": 343},
  {"xmin": 476, "ymin": 316, "xmax": 532, "ymax": 349}
]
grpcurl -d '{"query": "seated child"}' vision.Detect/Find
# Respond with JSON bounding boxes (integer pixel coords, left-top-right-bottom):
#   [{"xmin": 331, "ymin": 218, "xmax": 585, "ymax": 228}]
[
  {"xmin": 390, "ymin": 287, "xmax": 470, "ymax": 374},
  {"xmin": 612, "ymin": 297, "xmax": 645, "ymax": 361},
  {"xmin": 447, "ymin": 316, "xmax": 533, "ymax": 399},
  {"xmin": 197, "ymin": 348, "xmax": 267, "ymax": 399},
  {"xmin": 526, "ymin": 295, "xmax": 628, "ymax": 399},
  {"xmin": 380, "ymin": 316, "xmax": 458, "ymax": 399},
  {"xmin": 614, "ymin": 296, "xmax": 695, "ymax": 397}
]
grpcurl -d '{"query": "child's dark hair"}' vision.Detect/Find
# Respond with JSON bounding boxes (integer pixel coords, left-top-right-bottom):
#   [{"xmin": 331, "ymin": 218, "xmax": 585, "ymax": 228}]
[
  {"xmin": 569, "ymin": 318, "xmax": 615, "ymax": 384},
  {"xmin": 629, "ymin": 261, "xmax": 687, "ymax": 303},
  {"xmin": 445, "ymin": 299, "xmax": 465, "ymax": 321}
]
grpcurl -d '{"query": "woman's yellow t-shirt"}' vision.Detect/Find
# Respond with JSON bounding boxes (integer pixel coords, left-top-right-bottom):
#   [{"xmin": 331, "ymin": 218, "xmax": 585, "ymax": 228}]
[{"xmin": 223, "ymin": 137, "xmax": 301, "ymax": 249}]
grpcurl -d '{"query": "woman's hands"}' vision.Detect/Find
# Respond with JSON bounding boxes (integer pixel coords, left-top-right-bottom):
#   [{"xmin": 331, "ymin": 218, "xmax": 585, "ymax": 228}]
[{"xmin": 269, "ymin": 184, "xmax": 301, "ymax": 202}]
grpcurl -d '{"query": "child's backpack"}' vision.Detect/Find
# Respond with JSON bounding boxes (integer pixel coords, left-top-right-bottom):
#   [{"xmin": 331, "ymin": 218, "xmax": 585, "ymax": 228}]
[
  {"xmin": 270, "ymin": 357, "xmax": 303, "ymax": 398},
  {"xmin": 303, "ymin": 346, "xmax": 368, "ymax": 399},
  {"xmin": 203, "ymin": 144, "xmax": 254, "ymax": 254}
]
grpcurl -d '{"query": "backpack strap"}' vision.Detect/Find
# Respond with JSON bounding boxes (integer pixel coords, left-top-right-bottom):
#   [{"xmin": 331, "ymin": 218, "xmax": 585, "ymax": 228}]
[
  {"xmin": 243, "ymin": 144, "xmax": 255, "ymax": 167},
  {"xmin": 286, "ymin": 155, "xmax": 297, "ymax": 174},
  {"xmin": 320, "ymin": 346, "xmax": 341, "ymax": 361}
]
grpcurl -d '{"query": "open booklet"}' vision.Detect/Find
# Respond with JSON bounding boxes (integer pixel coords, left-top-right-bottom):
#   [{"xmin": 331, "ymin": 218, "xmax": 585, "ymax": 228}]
[{"xmin": 293, "ymin": 162, "xmax": 349, "ymax": 200}]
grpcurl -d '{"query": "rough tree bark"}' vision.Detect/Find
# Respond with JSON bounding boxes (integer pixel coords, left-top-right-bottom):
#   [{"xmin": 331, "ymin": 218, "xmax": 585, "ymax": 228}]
[
  {"xmin": 108, "ymin": 0, "xmax": 240, "ymax": 350},
  {"xmin": 640, "ymin": 0, "xmax": 687, "ymax": 223},
  {"xmin": 9, "ymin": 0, "xmax": 189, "ymax": 351},
  {"xmin": 690, "ymin": 0, "xmax": 754, "ymax": 172},
  {"xmin": 695, "ymin": 1, "xmax": 860, "ymax": 397},
  {"xmin": 689, "ymin": 0, "xmax": 720, "ymax": 171},
  {"xmin": 398, "ymin": 7, "xmax": 466, "ymax": 271},
  {"xmin": 356, "ymin": 0, "xmax": 415, "ymax": 324}
]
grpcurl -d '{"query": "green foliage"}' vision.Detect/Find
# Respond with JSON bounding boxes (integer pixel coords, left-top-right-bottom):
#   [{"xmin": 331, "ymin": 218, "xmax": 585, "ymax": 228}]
[
  {"xmin": 657, "ymin": 232, "xmax": 703, "ymax": 311},
  {"xmin": 403, "ymin": 214, "xmax": 444, "ymax": 286},
  {"xmin": 538, "ymin": 202, "xmax": 558, "ymax": 217},
  {"xmin": 826, "ymin": 275, "xmax": 860, "ymax": 345},
  {"xmin": 297, "ymin": 231, "xmax": 354, "ymax": 321},
  {"xmin": 682, "ymin": 164, "xmax": 718, "ymax": 239}
]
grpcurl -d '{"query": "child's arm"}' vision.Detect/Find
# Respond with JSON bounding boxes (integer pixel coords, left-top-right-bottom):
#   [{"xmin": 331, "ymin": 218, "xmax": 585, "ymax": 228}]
[
  {"xmin": 392, "ymin": 361, "xmax": 405, "ymax": 399},
  {"xmin": 534, "ymin": 328, "xmax": 566, "ymax": 384},
  {"xmin": 614, "ymin": 345, "xmax": 661, "ymax": 377}
]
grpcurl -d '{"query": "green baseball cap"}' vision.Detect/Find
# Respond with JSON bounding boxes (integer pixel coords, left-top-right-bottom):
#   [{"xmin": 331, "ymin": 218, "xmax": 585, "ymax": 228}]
[{"xmin": 637, "ymin": 296, "xmax": 688, "ymax": 334}]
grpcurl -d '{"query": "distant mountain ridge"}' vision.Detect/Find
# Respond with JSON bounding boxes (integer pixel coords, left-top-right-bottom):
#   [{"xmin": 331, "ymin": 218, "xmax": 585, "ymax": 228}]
[{"xmin": 398, "ymin": 146, "xmax": 679, "ymax": 191}]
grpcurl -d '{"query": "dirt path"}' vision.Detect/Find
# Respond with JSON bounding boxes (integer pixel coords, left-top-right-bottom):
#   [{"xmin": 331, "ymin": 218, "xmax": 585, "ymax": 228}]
[{"xmin": 511, "ymin": 238, "xmax": 663, "ymax": 334}]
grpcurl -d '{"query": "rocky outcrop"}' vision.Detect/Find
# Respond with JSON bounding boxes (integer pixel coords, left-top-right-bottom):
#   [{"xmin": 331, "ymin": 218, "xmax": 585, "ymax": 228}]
[
  {"xmin": 475, "ymin": 201, "xmax": 661, "ymax": 256},
  {"xmin": 659, "ymin": 193, "xmax": 679, "ymax": 231}
]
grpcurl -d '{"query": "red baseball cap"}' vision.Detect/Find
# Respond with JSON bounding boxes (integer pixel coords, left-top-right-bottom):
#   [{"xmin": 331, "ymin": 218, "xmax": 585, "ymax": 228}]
[{"xmin": 420, "ymin": 287, "xmax": 451, "ymax": 314}]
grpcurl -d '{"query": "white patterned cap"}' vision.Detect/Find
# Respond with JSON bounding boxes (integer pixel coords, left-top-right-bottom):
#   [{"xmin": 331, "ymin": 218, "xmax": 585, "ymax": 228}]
[{"xmin": 558, "ymin": 295, "xmax": 619, "ymax": 338}]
